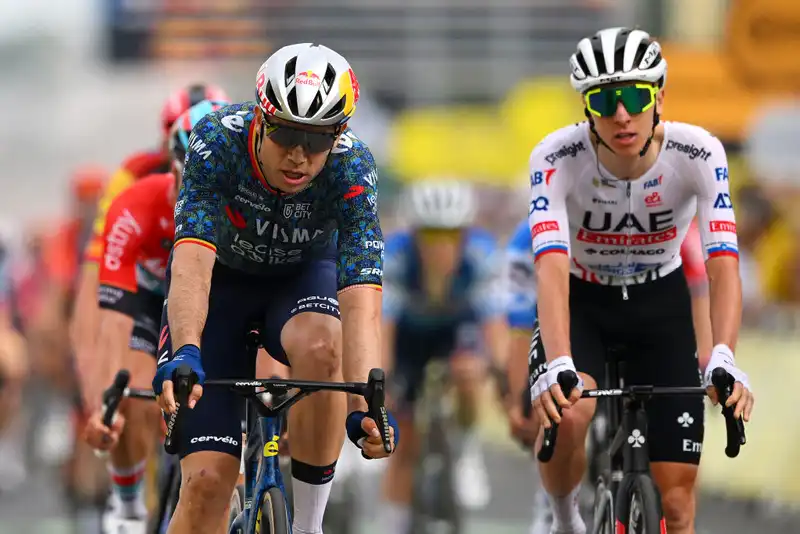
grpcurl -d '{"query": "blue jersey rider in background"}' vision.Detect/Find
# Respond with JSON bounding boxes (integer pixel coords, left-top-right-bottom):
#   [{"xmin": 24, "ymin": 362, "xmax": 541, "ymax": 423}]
[{"xmin": 379, "ymin": 180, "xmax": 509, "ymax": 534}]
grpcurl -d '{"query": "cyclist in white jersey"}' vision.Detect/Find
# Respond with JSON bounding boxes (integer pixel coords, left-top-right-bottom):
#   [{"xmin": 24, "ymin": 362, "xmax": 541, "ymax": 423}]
[{"xmin": 527, "ymin": 28, "xmax": 753, "ymax": 534}]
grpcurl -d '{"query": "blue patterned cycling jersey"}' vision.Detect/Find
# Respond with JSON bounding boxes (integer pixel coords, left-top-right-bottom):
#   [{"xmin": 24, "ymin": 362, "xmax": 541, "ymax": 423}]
[
  {"xmin": 382, "ymin": 228, "xmax": 504, "ymax": 326},
  {"xmin": 503, "ymin": 219, "xmax": 537, "ymax": 330},
  {"xmin": 174, "ymin": 101, "xmax": 383, "ymax": 290}
]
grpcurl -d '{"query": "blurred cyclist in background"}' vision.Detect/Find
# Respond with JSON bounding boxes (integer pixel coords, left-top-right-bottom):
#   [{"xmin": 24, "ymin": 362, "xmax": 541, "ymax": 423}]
[
  {"xmin": 0, "ymin": 223, "xmax": 28, "ymax": 492},
  {"xmin": 380, "ymin": 180, "xmax": 508, "ymax": 533},
  {"xmin": 71, "ymin": 83, "xmax": 230, "ymax": 413},
  {"xmin": 83, "ymin": 99, "xmax": 230, "ymax": 534},
  {"xmin": 503, "ymin": 213, "xmax": 712, "ymax": 534}
]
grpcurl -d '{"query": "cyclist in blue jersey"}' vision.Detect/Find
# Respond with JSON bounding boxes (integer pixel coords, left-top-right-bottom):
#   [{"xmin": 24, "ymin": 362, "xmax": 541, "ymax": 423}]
[
  {"xmin": 149, "ymin": 43, "xmax": 398, "ymax": 534},
  {"xmin": 380, "ymin": 181, "xmax": 508, "ymax": 533}
]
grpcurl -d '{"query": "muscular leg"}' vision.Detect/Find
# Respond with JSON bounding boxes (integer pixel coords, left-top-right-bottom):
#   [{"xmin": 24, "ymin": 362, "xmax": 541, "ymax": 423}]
[
  {"xmin": 109, "ymin": 349, "xmax": 162, "ymax": 519},
  {"xmin": 651, "ymin": 463, "xmax": 698, "ymax": 534},
  {"xmin": 281, "ymin": 312, "xmax": 345, "ymax": 534},
  {"xmin": 536, "ymin": 372, "xmax": 597, "ymax": 534},
  {"xmin": 167, "ymin": 452, "xmax": 241, "ymax": 534}
]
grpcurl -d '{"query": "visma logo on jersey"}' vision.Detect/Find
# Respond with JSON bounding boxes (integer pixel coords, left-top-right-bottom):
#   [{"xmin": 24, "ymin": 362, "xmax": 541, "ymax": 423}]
[
  {"xmin": 531, "ymin": 168, "xmax": 556, "ymax": 186},
  {"xmin": 188, "ymin": 132, "xmax": 212, "ymax": 160},
  {"xmin": 529, "ymin": 196, "xmax": 550, "ymax": 213},
  {"xmin": 714, "ymin": 193, "xmax": 733, "ymax": 209}
]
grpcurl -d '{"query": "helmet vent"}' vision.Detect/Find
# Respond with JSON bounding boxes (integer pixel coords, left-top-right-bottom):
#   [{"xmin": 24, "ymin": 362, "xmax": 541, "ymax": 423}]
[
  {"xmin": 287, "ymin": 87, "xmax": 299, "ymax": 117},
  {"xmin": 284, "ymin": 56, "xmax": 297, "ymax": 85},
  {"xmin": 306, "ymin": 92, "xmax": 324, "ymax": 118},
  {"xmin": 265, "ymin": 81, "xmax": 283, "ymax": 112},
  {"xmin": 322, "ymin": 64, "xmax": 337, "ymax": 93},
  {"xmin": 322, "ymin": 96, "xmax": 346, "ymax": 120}
]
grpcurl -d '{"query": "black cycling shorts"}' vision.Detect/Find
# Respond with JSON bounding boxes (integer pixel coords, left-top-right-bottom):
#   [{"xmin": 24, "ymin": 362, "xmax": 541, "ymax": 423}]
[
  {"xmin": 157, "ymin": 259, "xmax": 340, "ymax": 459},
  {"xmin": 392, "ymin": 310, "xmax": 482, "ymax": 407},
  {"xmin": 530, "ymin": 267, "xmax": 704, "ymax": 465}
]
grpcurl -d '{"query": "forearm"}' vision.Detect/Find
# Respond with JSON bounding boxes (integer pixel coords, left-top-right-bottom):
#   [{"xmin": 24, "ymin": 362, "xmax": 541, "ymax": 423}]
[
  {"xmin": 707, "ymin": 259, "xmax": 742, "ymax": 352},
  {"xmin": 70, "ymin": 264, "xmax": 101, "ymax": 357},
  {"xmin": 507, "ymin": 329, "xmax": 532, "ymax": 399},
  {"xmin": 167, "ymin": 245, "xmax": 214, "ymax": 349},
  {"xmin": 535, "ymin": 257, "xmax": 571, "ymax": 361},
  {"xmin": 482, "ymin": 317, "xmax": 509, "ymax": 368},
  {"xmin": 339, "ymin": 287, "xmax": 382, "ymax": 412},
  {"xmin": 95, "ymin": 309, "xmax": 134, "ymax": 385},
  {"xmin": 690, "ymin": 292, "xmax": 713, "ymax": 370}
]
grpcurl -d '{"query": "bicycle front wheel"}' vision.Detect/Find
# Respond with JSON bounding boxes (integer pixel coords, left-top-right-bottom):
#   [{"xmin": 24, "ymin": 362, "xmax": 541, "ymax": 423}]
[
  {"xmin": 255, "ymin": 487, "xmax": 290, "ymax": 534},
  {"xmin": 618, "ymin": 474, "xmax": 665, "ymax": 534}
]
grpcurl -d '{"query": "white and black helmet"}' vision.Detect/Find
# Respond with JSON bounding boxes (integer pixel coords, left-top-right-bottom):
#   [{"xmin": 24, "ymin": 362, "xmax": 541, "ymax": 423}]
[
  {"xmin": 404, "ymin": 181, "xmax": 477, "ymax": 230},
  {"xmin": 255, "ymin": 43, "xmax": 360, "ymax": 127},
  {"xmin": 569, "ymin": 27, "xmax": 667, "ymax": 94}
]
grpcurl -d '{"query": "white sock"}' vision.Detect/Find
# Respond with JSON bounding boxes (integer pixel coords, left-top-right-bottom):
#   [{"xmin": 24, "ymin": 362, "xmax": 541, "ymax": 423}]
[
  {"xmin": 108, "ymin": 460, "xmax": 147, "ymax": 519},
  {"xmin": 381, "ymin": 501, "xmax": 411, "ymax": 534},
  {"xmin": 546, "ymin": 485, "xmax": 585, "ymax": 534},
  {"xmin": 292, "ymin": 478, "xmax": 333, "ymax": 534}
]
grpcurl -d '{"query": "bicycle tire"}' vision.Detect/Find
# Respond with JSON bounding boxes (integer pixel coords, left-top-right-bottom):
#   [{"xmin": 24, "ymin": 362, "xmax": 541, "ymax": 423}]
[
  {"xmin": 255, "ymin": 486, "xmax": 290, "ymax": 534},
  {"xmin": 592, "ymin": 479, "xmax": 615, "ymax": 534},
  {"xmin": 616, "ymin": 474, "xmax": 665, "ymax": 534},
  {"xmin": 227, "ymin": 484, "xmax": 245, "ymax": 531}
]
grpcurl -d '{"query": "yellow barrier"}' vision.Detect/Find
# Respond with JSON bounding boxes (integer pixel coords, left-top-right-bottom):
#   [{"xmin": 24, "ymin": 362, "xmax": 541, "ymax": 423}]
[{"xmin": 699, "ymin": 331, "xmax": 800, "ymax": 503}]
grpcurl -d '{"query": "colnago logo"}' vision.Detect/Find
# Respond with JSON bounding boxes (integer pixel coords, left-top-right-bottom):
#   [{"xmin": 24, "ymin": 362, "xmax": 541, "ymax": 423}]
[
  {"xmin": 544, "ymin": 141, "xmax": 586, "ymax": 164},
  {"xmin": 585, "ymin": 248, "xmax": 665, "ymax": 256},
  {"xmin": 104, "ymin": 209, "xmax": 143, "ymax": 271},
  {"xmin": 188, "ymin": 132, "xmax": 212, "ymax": 160},
  {"xmin": 235, "ymin": 195, "xmax": 271, "ymax": 212},
  {"xmin": 255, "ymin": 220, "xmax": 325, "ymax": 243},
  {"xmin": 665, "ymin": 140, "xmax": 711, "ymax": 161},
  {"xmin": 190, "ymin": 435, "xmax": 239, "ymax": 446}
]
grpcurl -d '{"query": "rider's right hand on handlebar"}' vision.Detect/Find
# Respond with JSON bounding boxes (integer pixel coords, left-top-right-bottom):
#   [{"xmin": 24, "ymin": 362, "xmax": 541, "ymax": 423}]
[
  {"xmin": 531, "ymin": 356, "xmax": 584, "ymax": 428},
  {"xmin": 83, "ymin": 409, "xmax": 126, "ymax": 451},
  {"xmin": 153, "ymin": 344, "xmax": 205, "ymax": 414}
]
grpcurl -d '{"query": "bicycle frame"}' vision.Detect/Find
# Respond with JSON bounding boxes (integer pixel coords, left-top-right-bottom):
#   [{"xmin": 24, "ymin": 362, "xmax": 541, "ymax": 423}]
[{"xmin": 241, "ymin": 396, "xmax": 289, "ymax": 534}]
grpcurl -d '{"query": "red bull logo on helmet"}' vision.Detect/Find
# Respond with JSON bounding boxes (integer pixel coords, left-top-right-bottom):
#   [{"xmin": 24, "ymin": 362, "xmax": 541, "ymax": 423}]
[{"xmin": 296, "ymin": 70, "xmax": 321, "ymax": 87}]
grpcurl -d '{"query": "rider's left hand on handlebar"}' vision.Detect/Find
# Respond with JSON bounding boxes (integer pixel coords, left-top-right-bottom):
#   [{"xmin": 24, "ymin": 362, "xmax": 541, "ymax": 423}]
[
  {"xmin": 703, "ymin": 344, "xmax": 754, "ymax": 422},
  {"xmin": 83, "ymin": 409, "xmax": 126, "ymax": 451}
]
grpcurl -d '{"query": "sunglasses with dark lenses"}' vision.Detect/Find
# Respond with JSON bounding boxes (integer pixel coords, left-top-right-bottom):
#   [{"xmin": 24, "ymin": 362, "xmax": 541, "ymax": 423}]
[
  {"xmin": 585, "ymin": 83, "xmax": 657, "ymax": 117},
  {"xmin": 263, "ymin": 119, "xmax": 339, "ymax": 154}
]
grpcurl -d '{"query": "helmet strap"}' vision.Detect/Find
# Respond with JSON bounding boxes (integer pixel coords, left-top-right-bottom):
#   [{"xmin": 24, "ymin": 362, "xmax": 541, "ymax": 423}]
[
  {"xmin": 585, "ymin": 108, "xmax": 616, "ymax": 155},
  {"xmin": 638, "ymin": 110, "xmax": 660, "ymax": 158}
]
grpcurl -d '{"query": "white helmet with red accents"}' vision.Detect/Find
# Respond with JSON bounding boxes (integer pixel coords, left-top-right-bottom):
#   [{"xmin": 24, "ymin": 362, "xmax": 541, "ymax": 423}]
[
  {"xmin": 255, "ymin": 43, "xmax": 360, "ymax": 127},
  {"xmin": 569, "ymin": 27, "xmax": 667, "ymax": 94}
]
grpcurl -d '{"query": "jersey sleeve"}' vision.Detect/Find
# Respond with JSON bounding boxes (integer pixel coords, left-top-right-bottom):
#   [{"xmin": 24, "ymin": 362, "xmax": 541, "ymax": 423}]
[
  {"xmin": 173, "ymin": 115, "xmax": 224, "ymax": 252},
  {"xmin": 680, "ymin": 218, "xmax": 708, "ymax": 292},
  {"xmin": 381, "ymin": 233, "xmax": 408, "ymax": 321},
  {"xmin": 97, "ymin": 191, "xmax": 148, "ymax": 317},
  {"xmin": 528, "ymin": 144, "xmax": 570, "ymax": 261},
  {"xmin": 466, "ymin": 233, "xmax": 506, "ymax": 320},
  {"xmin": 84, "ymin": 167, "xmax": 136, "ymax": 263},
  {"xmin": 503, "ymin": 223, "xmax": 537, "ymax": 329},
  {"xmin": 692, "ymin": 134, "xmax": 739, "ymax": 260},
  {"xmin": 335, "ymin": 142, "xmax": 383, "ymax": 291}
]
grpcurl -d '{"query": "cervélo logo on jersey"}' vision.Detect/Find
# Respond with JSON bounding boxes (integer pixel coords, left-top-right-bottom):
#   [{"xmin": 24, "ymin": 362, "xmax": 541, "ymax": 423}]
[
  {"xmin": 544, "ymin": 141, "xmax": 586, "ymax": 164},
  {"xmin": 578, "ymin": 210, "xmax": 677, "ymax": 246}
]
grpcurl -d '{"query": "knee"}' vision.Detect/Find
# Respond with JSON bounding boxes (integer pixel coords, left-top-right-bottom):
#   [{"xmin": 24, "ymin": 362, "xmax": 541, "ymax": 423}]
[
  {"xmin": 660, "ymin": 483, "xmax": 695, "ymax": 529},
  {"xmin": 180, "ymin": 462, "xmax": 236, "ymax": 514},
  {"xmin": 285, "ymin": 323, "xmax": 341, "ymax": 379}
]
